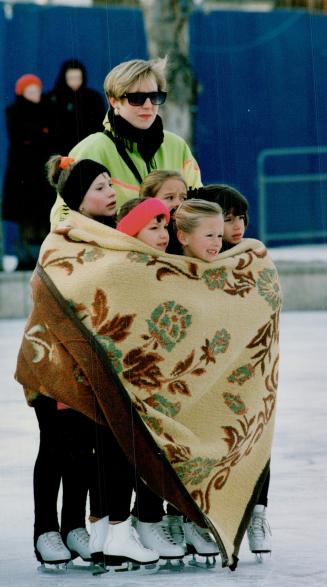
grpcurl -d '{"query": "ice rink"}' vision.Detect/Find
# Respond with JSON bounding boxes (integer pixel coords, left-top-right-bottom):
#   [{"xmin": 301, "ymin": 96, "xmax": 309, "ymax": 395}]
[{"xmin": 1, "ymin": 313, "xmax": 326, "ymax": 587}]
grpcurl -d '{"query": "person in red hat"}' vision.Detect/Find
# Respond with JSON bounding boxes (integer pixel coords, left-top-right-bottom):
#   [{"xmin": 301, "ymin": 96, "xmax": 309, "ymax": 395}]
[{"xmin": 1, "ymin": 73, "xmax": 55, "ymax": 270}]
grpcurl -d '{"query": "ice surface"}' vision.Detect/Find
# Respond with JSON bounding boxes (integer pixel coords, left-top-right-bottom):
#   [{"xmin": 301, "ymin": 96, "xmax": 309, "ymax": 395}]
[{"xmin": 0, "ymin": 313, "xmax": 326, "ymax": 586}]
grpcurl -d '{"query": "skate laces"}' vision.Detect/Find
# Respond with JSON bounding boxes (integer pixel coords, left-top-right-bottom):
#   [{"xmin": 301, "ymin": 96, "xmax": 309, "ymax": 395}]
[
  {"xmin": 191, "ymin": 523, "xmax": 215, "ymax": 543},
  {"xmin": 250, "ymin": 512, "xmax": 271, "ymax": 537},
  {"xmin": 43, "ymin": 531, "xmax": 66, "ymax": 549},
  {"xmin": 167, "ymin": 516, "xmax": 184, "ymax": 542},
  {"xmin": 156, "ymin": 522, "xmax": 178, "ymax": 545},
  {"xmin": 70, "ymin": 527, "xmax": 90, "ymax": 545}
]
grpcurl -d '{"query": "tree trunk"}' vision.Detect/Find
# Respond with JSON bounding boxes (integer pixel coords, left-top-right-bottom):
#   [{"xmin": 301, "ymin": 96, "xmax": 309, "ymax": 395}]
[{"xmin": 139, "ymin": 0, "xmax": 198, "ymax": 149}]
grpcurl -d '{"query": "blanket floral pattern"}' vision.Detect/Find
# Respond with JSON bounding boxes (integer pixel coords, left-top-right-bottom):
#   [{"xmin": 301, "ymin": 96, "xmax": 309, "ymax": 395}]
[{"xmin": 16, "ymin": 213, "xmax": 282, "ymax": 568}]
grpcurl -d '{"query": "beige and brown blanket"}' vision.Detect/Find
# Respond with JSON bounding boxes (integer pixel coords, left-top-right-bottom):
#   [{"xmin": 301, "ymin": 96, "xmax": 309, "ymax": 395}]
[{"xmin": 15, "ymin": 210, "xmax": 282, "ymax": 569}]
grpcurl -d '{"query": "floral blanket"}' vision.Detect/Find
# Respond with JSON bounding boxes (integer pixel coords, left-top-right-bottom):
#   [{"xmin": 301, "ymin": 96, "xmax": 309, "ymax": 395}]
[{"xmin": 15, "ymin": 210, "xmax": 281, "ymax": 569}]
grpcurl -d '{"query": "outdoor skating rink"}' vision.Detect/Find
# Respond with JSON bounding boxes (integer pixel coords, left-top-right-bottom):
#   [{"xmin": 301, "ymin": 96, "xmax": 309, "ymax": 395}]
[{"xmin": 1, "ymin": 313, "xmax": 326, "ymax": 587}]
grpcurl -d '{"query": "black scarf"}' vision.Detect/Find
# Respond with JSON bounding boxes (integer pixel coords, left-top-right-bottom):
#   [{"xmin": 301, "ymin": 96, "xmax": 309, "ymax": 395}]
[{"xmin": 108, "ymin": 108, "xmax": 164, "ymax": 165}]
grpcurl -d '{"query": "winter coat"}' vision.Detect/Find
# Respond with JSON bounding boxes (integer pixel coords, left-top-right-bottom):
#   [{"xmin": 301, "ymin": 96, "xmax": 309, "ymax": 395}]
[
  {"xmin": 49, "ymin": 114, "xmax": 201, "ymax": 229},
  {"xmin": 1, "ymin": 95, "xmax": 55, "ymax": 235},
  {"xmin": 48, "ymin": 60, "xmax": 106, "ymax": 155}
]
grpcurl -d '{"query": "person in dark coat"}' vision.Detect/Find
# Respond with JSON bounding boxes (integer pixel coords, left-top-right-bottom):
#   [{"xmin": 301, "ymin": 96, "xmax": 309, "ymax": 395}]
[
  {"xmin": 48, "ymin": 59, "xmax": 106, "ymax": 155},
  {"xmin": 1, "ymin": 74, "xmax": 55, "ymax": 270}
]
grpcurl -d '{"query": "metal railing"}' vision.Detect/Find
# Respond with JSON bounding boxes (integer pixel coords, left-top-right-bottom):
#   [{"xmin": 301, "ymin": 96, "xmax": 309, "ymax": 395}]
[{"xmin": 257, "ymin": 145, "xmax": 327, "ymax": 244}]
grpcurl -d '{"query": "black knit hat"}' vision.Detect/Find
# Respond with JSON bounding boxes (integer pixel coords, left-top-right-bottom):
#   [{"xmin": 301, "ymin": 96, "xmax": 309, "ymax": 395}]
[{"xmin": 61, "ymin": 159, "xmax": 110, "ymax": 211}]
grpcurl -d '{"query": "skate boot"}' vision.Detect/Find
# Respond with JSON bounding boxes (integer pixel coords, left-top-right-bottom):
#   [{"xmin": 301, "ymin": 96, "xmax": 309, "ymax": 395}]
[
  {"xmin": 66, "ymin": 527, "xmax": 92, "ymax": 561},
  {"xmin": 36, "ymin": 531, "xmax": 71, "ymax": 566},
  {"xmin": 103, "ymin": 517, "xmax": 159, "ymax": 571},
  {"xmin": 247, "ymin": 505, "xmax": 271, "ymax": 561},
  {"xmin": 183, "ymin": 522, "xmax": 218, "ymax": 568},
  {"xmin": 136, "ymin": 519, "xmax": 185, "ymax": 562},
  {"xmin": 89, "ymin": 516, "xmax": 109, "ymax": 563},
  {"xmin": 162, "ymin": 515, "xmax": 186, "ymax": 548}
]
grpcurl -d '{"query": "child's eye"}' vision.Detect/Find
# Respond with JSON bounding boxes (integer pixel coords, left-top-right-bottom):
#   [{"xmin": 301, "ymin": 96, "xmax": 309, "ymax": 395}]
[{"xmin": 224, "ymin": 216, "xmax": 232, "ymax": 222}]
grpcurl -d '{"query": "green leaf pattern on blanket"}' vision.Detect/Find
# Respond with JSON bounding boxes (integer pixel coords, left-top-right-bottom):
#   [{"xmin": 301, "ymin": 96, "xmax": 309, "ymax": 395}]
[
  {"xmin": 145, "ymin": 393, "xmax": 181, "ymax": 417},
  {"xmin": 142, "ymin": 414, "xmax": 164, "ymax": 436},
  {"xmin": 227, "ymin": 363, "xmax": 255, "ymax": 385},
  {"xmin": 95, "ymin": 335, "xmax": 123, "ymax": 373},
  {"xmin": 223, "ymin": 392, "xmax": 248, "ymax": 415},
  {"xmin": 127, "ymin": 252, "xmax": 152, "ymax": 264},
  {"xmin": 146, "ymin": 301, "xmax": 192, "ymax": 352},
  {"xmin": 175, "ymin": 456, "xmax": 219, "ymax": 486},
  {"xmin": 202, "ymin": 267, "xmax": 228, "ymax": 290},
  {"xmin": 256, "ymin": 268, "xmax": 282, "ymax": 310},
  {"xmin": 200, "ymin": 329, "xmax": 230, "ymax": 365}
]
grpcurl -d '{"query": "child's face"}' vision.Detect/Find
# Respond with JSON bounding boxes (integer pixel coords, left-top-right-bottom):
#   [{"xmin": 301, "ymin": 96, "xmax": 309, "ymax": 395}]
[
  {"xmin": 223, "ymin": 213, "xmax": 246, "ymax": 245},
  {"xmin": 136, "ymin": 216, "xmax": 169, "ymax": 252},
  {"xmin": 80, "ymin": 173, "xmax": 116, "ymax": 218},
  {"xmin": 155, "ymin": 178, "xmax": 187, "ymax": 212},
  {"xmin": 178, "ymin": 215, "xmax": 224, "ymax": 262}
]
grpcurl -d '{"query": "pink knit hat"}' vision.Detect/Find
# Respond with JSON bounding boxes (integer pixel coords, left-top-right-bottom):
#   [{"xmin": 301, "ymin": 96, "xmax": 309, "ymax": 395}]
[
  {"xmin": 15, "ymin": 74, "xmax": 42, "ymax": 96},
  {"xmin": 117, "ymin": 198, "xmax": 170, "ymax": 236}
]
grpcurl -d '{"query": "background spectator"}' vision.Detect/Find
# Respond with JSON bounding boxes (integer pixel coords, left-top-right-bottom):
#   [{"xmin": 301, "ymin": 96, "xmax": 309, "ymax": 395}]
[
  {"xmin": 1, "ymin": 74, "xmax": 55, "ymax": 270},
  {"xmin": 48, "ymin": 59, "xmax": 106, "ymax": 156}
]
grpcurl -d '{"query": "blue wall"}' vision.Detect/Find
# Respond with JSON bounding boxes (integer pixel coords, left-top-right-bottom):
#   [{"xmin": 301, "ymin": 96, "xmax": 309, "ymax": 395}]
[
  {"xmin": 190, "ymin": 9, "xmax": 327, "ymax": 242},
  {"xmin": 0, "ymin": 3, "xmax": 147, "ymax": 187},
  {"xmin": 1, "ymin": 5, "xmax": 327, "ymax": 247},
  {"xmin": 0, "ymin": 3, "xmax": 147, "ymax": 255}
]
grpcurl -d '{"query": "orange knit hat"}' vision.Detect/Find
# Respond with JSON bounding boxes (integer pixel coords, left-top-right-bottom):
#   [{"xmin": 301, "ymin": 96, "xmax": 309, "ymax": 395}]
[{"xmin": 15, "ymin": 74, "xmax": 42, "ymax": 96}]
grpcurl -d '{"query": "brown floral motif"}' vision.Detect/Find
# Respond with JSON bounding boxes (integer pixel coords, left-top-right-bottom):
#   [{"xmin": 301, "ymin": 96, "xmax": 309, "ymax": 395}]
[
  {"xmin": 122, "ymin": 348, "xmax": 164, "ymax": 391},
  {"xmin": 178, "ymin": 316, "xmax": 279, "ymax": 514},
  {"xmin": 200, "ymin": 329, "xmax": 230, "ymax": 365},
  {"xmin": 123, "ymin": 323, "xmax": 231, "ymax": 397},
  {"xmin": 167, "ymin": 380, "xmax": 191, "ymax": 396},
  {"xmin": 68, "ymin": 288, "xmax": 135, "ymax": 373},
  {"xmin": 41, "ymin": 247, "xmax": 105, "ymax": 275},
  {"xmin": 165, "ymin": 442, "xmax": 191, "ymax": 464},
  {"xmin": 127, "ymin": 251, "xmax": 200, "ymax": 281},
  {"xmin": 199, "ymin": 355, "xmax": 278, "ymax": 513},
  {"xmin": 201, "ymin": 265, "xmax": 256, "ymax": 297},
  {"xmin": 247, "ymin": 311, "xmax": 279, "ymax": 376}
]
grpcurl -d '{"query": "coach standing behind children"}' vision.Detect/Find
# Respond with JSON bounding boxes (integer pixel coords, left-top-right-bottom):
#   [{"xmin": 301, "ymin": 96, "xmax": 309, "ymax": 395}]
[{"xmin": 50, "ymin": 56, "xmax": 201, "ymax": 226}]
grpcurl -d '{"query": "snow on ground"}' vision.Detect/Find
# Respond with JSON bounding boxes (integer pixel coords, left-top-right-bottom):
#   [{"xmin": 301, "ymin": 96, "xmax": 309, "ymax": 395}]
[
  {"xmin": 0, "ymin": 313, "xmax": 326, "ymax": 587},
  {"xmin": 269, "ymin": 244, "xmax": 327, "ymax": 262}
]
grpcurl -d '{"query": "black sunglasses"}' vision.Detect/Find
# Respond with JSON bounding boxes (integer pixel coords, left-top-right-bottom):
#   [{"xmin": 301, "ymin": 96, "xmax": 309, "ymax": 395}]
[{"xmin": 122, "ymin": 91, "xmax": 167, "ymax": 106}]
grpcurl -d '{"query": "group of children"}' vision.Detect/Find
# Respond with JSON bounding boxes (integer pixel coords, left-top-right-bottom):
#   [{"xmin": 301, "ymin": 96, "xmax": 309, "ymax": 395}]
[{"xmin": 32, "ymin": 156, "xmax": 271, "ymax": 570}]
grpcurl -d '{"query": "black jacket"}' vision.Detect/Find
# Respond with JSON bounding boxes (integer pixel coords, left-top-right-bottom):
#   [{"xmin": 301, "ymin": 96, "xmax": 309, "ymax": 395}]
[
  {"xmin": 2, "ymin": 95, "xmax": 55, "ymax": 230},
  {"xmin": 48, "ymin": 59, "xmax": 106, "ymax": 155}
]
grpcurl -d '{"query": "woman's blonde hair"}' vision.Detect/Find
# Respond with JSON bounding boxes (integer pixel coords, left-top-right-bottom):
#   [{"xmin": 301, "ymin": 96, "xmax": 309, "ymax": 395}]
[
  {"xmin": 103, "ymin": 57, "xmax": 167, "ymax": 99},
  {"xmin": 174, "ymin": 199, "xmax": 222, "ymax": 233},
  {"xmin": 140, "ymin": 170, "xmax": 187, "ymax": 199}
]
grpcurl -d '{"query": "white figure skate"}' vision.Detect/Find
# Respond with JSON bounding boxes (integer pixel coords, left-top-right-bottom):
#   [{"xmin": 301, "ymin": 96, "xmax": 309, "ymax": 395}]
[{"xmin": 247, "ymin": 505, "xmax": 272, "ymax": 562}]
